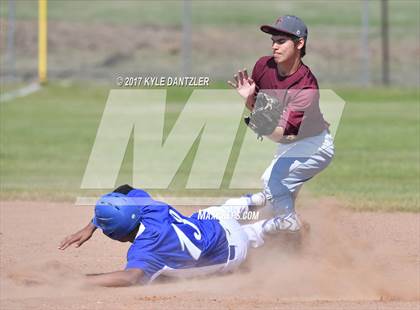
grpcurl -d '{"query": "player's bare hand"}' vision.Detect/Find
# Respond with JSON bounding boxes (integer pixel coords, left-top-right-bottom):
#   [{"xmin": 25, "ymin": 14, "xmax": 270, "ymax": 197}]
[
  {"xmin": 58, "ymin": 222, "xmax": 96, "ymax": 250},
  {"xmin": 227, "ymin": 69, "xmax": 256, "ymax": 99}
]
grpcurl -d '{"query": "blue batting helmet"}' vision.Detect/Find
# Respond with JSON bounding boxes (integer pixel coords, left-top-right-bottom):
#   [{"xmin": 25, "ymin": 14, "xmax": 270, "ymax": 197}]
[{"xmin": 92, "ymin": 191, "xmax": 148, "ymax": 240}]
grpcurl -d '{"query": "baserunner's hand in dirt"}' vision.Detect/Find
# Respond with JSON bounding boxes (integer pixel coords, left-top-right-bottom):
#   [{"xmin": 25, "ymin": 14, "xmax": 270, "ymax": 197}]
[
  {"xmin": 59, "ymin": 222, "xmax": 97, "ymax": 250},
  {"xmin": 227, "ymin": 68, "xmax": 256, "ymax": 99}
]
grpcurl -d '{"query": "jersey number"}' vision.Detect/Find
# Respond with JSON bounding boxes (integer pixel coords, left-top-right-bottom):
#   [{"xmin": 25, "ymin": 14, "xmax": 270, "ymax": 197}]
[{"xmin": 169, "ymin": 209, "xmax": 202, "ymax": 260}]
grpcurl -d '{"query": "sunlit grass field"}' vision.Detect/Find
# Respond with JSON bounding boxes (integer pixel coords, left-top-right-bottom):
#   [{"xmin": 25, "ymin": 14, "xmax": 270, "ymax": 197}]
[
  {"xmin": 0, "ymin": 83, "xmax": 418, "ymax": 211},
  {"xmin": 308, "ymin": 88, "xmax": 419, "ymax": 211}
]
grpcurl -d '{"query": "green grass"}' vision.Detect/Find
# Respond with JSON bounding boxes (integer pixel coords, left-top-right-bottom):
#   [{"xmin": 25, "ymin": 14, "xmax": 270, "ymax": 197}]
[
  {"xmin": 0, "ymin": 83, "xmax": 419, "ymax": 211},
  {"xmin": 0, "ymin": 0, "xmax": 418, "ymax": 28},
  {"xmin": 0, "ymin": 83, "xmax": 107, "ymax": 200},
  {"xmin": 305, "ymin": 88, "xmax": 419, "ymax": 212}
]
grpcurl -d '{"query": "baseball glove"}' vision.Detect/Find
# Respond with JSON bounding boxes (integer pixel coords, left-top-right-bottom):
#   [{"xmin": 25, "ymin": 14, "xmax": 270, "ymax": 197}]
[{"xmin": 244, "ymin": 92, "xmax": 283, "ymax": 140}]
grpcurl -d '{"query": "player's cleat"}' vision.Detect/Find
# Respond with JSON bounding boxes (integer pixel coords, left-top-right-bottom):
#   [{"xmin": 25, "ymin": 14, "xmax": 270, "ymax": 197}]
[
  {"xmin": 245, "ymin": 192, "xmax": 267, "ymax": 208},
  {"xmin": 262, "ymin": 212, "xmax": 302, "ymax": 235}
]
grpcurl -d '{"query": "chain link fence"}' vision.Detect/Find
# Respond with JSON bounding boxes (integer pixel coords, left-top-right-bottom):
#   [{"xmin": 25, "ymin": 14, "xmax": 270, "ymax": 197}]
[{"xmin": 1, "ymin": 0, "xmax": 419, "ymax": 86}]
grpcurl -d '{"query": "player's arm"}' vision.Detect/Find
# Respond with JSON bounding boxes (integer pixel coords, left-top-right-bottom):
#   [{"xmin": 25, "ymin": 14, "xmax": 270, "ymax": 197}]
[
  {"xmin": 266, "ymin": 89, "xmax": 315, "ymax": 142},
  {"xmin": 58, "ymin": 221, "xmax": 97, "ymax": 250},
  {"xmin": 245, "ymin": 94, "xmax": 256, "ymax": 111},
  {"xmin": 86, "ymin": 268, "xmax": 145, "ymax": 287},
  {"xmin": 266, "ymin": 126, "xmax": 285, "ymax": 142}
]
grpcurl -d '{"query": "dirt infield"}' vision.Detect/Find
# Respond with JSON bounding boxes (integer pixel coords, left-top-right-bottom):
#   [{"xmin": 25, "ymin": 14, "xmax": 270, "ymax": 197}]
[{"xmin": 1, "ymin": 198, "xmax": 419, "ymax": 310}]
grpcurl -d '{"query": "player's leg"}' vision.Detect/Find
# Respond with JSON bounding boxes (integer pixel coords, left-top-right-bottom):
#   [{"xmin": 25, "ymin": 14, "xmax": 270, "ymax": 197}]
[
  {"xmin": 202, "ymin": 199, "xmax": 269, "ymax": 250},
  {"xmin": 244, "ymin": 155, "xmax": 279, "ymax": 211},
  {"xmin": 221, "ymin": 220, "xmax": 249, "ymax": 273},
  {"xmin": 202, "ymin": 196, "xmax": 267, "ymax": 272},
  {"xmin": 262, "ymin": 156, "xmax": 305, "ymax": 232},
  {"xmin": 241, "ymin": 220, "xmax": 266, "ymax": 248},
  {"xmin": 262, "ymin": 132, "xmax": 334, "ymax": 234},
  {"xmin": 202, "ymin": 195, "xmax": 262, "ymax": 221},
  {"xmin": 201, "ymin": 200, "xmax": 250, "ymax": 273}
]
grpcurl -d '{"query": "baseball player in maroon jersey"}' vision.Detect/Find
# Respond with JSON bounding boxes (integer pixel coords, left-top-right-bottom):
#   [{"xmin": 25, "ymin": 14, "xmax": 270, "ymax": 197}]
[{"xmin": 228, "ymin": 15, "xmax": 334, "ymax": 235}]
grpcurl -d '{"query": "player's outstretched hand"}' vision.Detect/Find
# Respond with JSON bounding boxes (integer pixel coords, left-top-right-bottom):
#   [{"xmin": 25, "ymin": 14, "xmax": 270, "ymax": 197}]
[
  {"xmin": 227, "ymin": 69, "xmax": 256, "ymax": 99},
  {"xmin": 58, "ymin": 222, "xmax": 97, "ymax": 250}
]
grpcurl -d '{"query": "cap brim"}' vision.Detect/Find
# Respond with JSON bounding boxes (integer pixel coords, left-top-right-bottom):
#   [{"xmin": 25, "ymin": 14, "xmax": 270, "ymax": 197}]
[{"xmin": 260, "ymin": 25, "xmax": 298, "ymax": 37}]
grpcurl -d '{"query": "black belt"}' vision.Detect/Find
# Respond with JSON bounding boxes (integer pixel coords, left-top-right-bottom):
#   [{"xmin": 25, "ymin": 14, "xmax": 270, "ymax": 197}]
[
  {"xmin": 224, "ymin": 227, "xmax": 236, "ymax": 261},
  {"xmin": 228, "ymin": 245, "xmax": 236, "ymax": 261}
]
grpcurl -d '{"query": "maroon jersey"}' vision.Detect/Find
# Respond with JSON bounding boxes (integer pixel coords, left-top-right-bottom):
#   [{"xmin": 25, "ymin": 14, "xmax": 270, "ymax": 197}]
[{"xmin": 251, "ymin": 56, "xmax": 328, "ymax": 143}]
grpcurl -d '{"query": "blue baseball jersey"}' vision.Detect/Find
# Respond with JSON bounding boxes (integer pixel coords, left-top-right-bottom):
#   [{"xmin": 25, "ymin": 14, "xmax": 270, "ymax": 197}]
[{"xmin": 124, "ymin": 191, "xmax": 230, "ymax": 282}]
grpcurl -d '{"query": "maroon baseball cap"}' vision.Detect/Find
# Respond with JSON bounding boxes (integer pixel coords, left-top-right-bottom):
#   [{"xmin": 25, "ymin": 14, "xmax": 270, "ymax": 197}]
[{"xmin": 261, "ymin": 15, "xmax": 308, "ymax": 39}]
